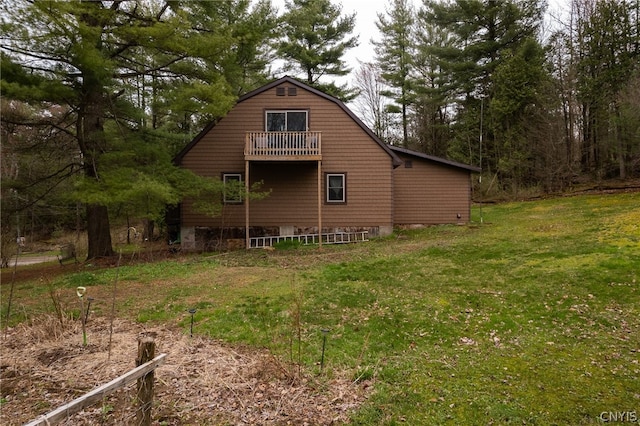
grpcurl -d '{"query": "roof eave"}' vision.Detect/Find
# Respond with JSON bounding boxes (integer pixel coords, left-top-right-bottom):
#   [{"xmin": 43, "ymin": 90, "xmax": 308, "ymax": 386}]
[
  {"xmin": 172, "ymin": 121, "xmax": 218, "ymax": 165},
  {"xmin": 388, "ymin": 146, "xmax": 481, "ymax": 173}
]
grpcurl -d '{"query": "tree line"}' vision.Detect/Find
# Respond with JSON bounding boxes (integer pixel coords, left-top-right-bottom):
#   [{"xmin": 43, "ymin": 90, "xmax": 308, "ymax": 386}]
[
  {"xmin": 1, "ymin": 0, "xmax": 638, "ymax": 261},
  {"xmin": 357, "ymin": 0, "xmax": 639, "ymax": 195}
]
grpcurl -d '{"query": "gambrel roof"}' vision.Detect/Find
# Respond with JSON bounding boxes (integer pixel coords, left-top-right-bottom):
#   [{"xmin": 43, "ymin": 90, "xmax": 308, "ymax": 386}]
[
  {"xmin": 174, "ymin": 76, "xmax": 402, "ymax": 167},
  {"xmin": 175, "ymin": 76, "xmax": 480, "ymax": 175}
]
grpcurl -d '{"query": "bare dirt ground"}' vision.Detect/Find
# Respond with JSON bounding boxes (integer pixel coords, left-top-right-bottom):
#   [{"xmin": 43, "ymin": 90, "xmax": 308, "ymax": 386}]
[{"xmin": 0, "ymin": 315, "xmax": 371, "ymax": 425}]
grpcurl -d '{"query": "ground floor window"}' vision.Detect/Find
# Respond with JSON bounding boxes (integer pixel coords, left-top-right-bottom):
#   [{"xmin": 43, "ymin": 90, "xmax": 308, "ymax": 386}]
[
  {"xmin": 326, "ymin": 173, "xmax": 346, "ymax": 203},
  {"xmin": 223, "ymin": 173, "xmax": 243, "ymax": 203}
]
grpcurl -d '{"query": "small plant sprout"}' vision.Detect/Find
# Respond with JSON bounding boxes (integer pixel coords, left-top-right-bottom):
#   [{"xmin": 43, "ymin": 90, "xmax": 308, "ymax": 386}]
[
  {"xmin": 188, "ymin": 308, "xmax": 196, "ymax": 337},
  {"xmin": 76, "ymin": 286, "xmax": 87, "ymax": 346}
]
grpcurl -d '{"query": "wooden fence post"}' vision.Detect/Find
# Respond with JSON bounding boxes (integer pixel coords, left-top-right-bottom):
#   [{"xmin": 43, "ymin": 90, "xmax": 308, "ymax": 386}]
[
  {"xmin": 24, "ymin": 353, "xmax": 166, "ymax": 426},
  {"xmin": 136, "ymin": 336, "xmax": 156, "ymax": 426}
]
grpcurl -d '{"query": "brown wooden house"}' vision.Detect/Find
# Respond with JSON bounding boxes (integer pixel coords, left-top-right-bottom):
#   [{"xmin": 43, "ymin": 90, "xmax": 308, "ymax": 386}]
[{"xmin": 173, "ymin": 76, "xmax": 480, "ymax": 250}]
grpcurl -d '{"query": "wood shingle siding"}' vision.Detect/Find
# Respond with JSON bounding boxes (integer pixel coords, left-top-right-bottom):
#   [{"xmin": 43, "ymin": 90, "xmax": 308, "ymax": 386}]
[
  {"xmin": 390, "ymin": 147, "xmax": 480, "ymax": 225},
  {"xmin": 178, "ymin": 78, "xmax": 396, "ymax": 231},
  {"xmin": 175, "ymin": 77, "xmax": 479, "ymax": 249},
  {"xmin": 393, "ymin": 155, "xmax": 473, "ymax": 224}
]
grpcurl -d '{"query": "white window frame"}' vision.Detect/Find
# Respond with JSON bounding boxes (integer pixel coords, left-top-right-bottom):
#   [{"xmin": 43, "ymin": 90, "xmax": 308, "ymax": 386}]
[
  {"xmin": 326, "ymin": 173, "xmax": 346, "ymax": 203},
  {"xmin": 265, "ymin": 110, "xmax": 308, "ymax": 132},
  {"xmin": 223, "ymin": 173, "xmax": 243, "ymax": 204}
]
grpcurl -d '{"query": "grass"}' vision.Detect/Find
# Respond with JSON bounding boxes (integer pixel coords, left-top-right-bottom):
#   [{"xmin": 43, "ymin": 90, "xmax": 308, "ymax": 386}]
[{"xmin": 2, "ymin": 192, "xmax": 639, "ymax": 425}]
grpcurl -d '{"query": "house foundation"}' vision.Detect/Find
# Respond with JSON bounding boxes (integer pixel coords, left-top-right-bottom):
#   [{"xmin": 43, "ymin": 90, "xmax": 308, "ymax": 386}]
[{"xmin": 180, "ymin": 225, "xmax": 380, "ymax": 251}]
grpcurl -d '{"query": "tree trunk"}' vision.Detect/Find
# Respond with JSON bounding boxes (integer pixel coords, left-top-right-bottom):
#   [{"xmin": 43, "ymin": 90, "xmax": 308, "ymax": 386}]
[
  {"xmin": 78, "ymin": 89, "xmax": 114, "ymax": 259},
  {"xmin": 614, "ymin": 106, "xmax": 627, "ymax": 179},
  {"xmin": 143, "ymin": 219, "xmax": 155, "ymax": 241},
  {"xmin": 74, "ymin": 3, "xmax": 115, "ymax": 260},
  {"xmin": 86, "ymin": 204, "xmax": 113, "ymax": 259},
  {"xmin": 79, "ymin": 98, "xmax": 115, "ymax": 259}
]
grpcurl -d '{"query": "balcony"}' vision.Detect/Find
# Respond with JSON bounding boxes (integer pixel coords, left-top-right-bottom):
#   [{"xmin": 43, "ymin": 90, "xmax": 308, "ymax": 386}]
[{"xmin": 245, "ymin": 131, "xmax": 322, "ymax": 161}]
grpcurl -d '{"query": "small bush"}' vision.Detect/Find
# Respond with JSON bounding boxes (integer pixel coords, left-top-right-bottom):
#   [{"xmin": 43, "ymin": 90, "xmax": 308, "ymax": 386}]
[{"xmin": 273, "ymin": 239, "xmax": 304, "ymax": 250}]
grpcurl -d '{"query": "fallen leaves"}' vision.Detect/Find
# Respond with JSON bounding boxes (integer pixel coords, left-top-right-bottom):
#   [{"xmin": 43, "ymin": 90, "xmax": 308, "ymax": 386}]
[{"xmin": 0, "ymin": 315, "xmax": 372, "ymax": 425}]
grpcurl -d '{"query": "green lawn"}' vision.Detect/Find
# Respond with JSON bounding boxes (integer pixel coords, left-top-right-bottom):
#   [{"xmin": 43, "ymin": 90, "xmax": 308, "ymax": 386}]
[{"xmin": 3, "ymin": 192, "xmax": 639, "ymax": 425}]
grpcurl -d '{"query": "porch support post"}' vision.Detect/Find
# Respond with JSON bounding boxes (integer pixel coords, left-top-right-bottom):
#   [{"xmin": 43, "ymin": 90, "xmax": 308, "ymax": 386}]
[
  {"xmin": 245, "ymin": 160, "xmax": 250, "ymax": 249},
  {"xmin": 318, "ymin": 160, "xmax": 322, "ymax": 248}
]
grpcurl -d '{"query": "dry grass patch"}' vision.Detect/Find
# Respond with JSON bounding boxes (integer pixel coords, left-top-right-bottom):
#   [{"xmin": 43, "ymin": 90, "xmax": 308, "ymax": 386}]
[{"xmin": 0, "ymin": 315, "xmax": 372, "ymax": 425}]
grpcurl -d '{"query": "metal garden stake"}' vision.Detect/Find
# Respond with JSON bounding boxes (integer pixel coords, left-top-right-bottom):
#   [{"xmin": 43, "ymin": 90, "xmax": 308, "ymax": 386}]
[
  {"xmin": 85, "ymin": 297, "xmax": 94, "ymax": 323},
  {"xmin": 188, "ymin": 308, "xmax": 196, "ymax": 337},
  {"xmin": 76, "ymin": 286, "xmax": 87, "ymax": 346},
  {"xmin": 320, "ymin": 328, "xmax": 329, "ymax": 372}
]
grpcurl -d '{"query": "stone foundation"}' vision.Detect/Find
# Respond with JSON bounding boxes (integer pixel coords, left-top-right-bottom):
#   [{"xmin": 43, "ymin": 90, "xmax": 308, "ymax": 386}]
[{"xmin": 181, "ymin": 225, "xmax": 383, "ymax": 251}]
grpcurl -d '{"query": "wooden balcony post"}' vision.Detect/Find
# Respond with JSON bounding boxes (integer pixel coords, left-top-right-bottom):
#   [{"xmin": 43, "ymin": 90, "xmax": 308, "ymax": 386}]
[
  {"xmin": 318, "ymin": 160, "xmax": 322, "ymax": 248},
  {"xmin": 245, "ymin": 159, "xmax": 250, "ymax": 249}
]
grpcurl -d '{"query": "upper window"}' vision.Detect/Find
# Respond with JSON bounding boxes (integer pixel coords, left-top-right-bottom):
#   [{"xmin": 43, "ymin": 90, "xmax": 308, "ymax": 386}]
[
  {"xmin": 223, "ymin": 173, "xmax": 243, "ymax": 204},
  {"xmin": 266, "ymin": 110, "xmax": 307, "ymax": 132},
  {"xmin": 326, "ymin": 173, "xmax": 346, "ymax": 203}
]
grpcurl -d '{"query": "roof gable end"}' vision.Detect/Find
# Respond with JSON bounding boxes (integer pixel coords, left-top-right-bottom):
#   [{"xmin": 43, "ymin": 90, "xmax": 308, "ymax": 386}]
[
  {"xmin": 175, "ymin": 76, "xmax": 402, "ymax": 167},
  {"xmin": 239, "ymin": 76, "xmax": 401, "ymax": 166}
]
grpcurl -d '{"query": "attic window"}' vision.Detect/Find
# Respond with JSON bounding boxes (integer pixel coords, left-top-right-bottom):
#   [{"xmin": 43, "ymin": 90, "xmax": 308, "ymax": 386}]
[
  {"xmin": 404, "ymin": 160, "xmax": 413, "ymax": 168},
  {"xmin": 288, "ymin": 87, "xmax": 297, "ymax": 96},
  {"xmin": 276, "ymin": 87, "xmax": 286, "ymax": 96},
  {"xmin": 266, "ymin": 110, "xmax": 308, "ymax": 131}
]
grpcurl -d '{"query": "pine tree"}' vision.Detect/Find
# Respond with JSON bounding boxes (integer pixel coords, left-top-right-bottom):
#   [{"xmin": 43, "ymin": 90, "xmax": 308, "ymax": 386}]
[
  {"xmin": 489, "ymin": 38, "xmax": 549, "ymax": 191},
  {"xmin": 412, "ymin": 9, "xmax": 457, "ymax": 156},
  {"xmin": 0, "ymin": 0, "xmax": 270, "ymax": 258},
  {"xmin": 278, "ymin": 0, "xmax": 358, "ymax": 100},
  {"xmin": 373, "ymin": 0, "xmax": 415, "ymax": 147},
  {"xmin": 419, "ymin": 0, "xmax": 545, "ymax": 190}
]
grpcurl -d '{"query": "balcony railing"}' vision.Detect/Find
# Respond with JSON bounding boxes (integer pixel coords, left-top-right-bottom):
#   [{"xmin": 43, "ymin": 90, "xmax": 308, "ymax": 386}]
[{"xmin": 245, "ymin": 131, "xmax": 321, "ymax": 160}]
